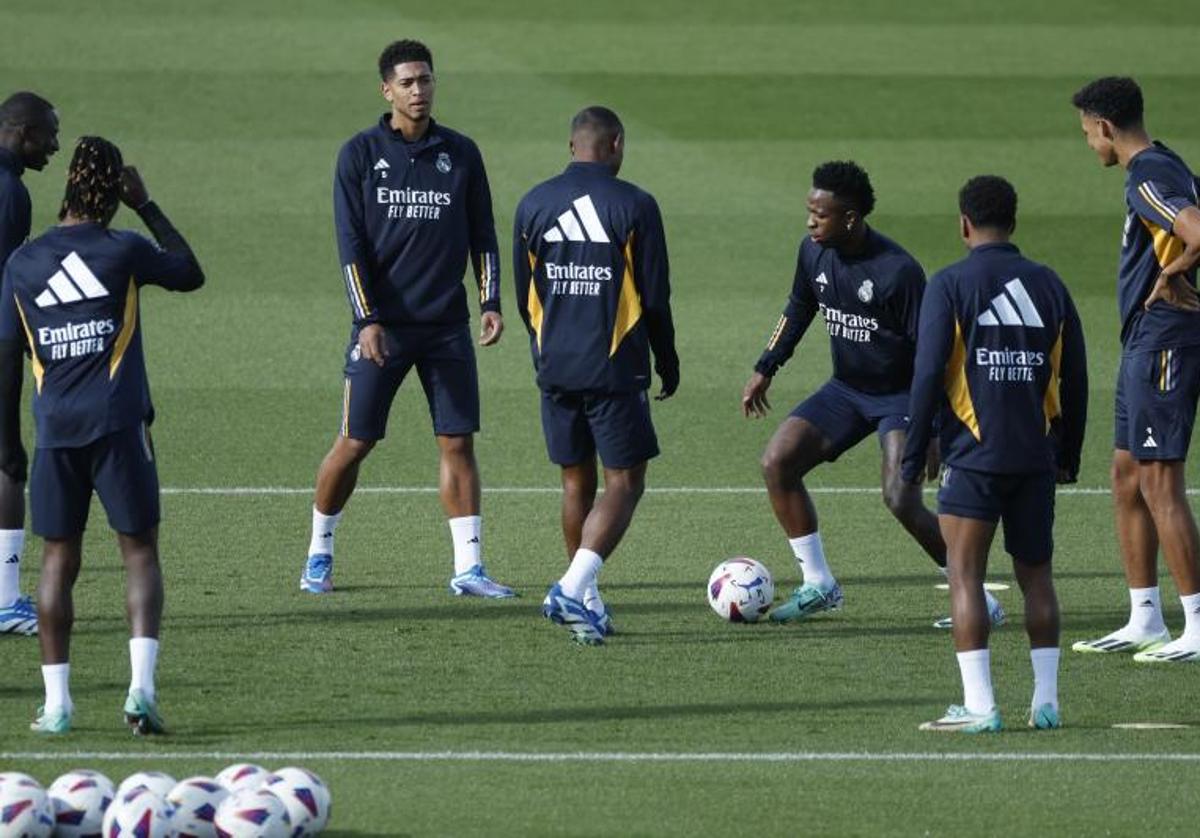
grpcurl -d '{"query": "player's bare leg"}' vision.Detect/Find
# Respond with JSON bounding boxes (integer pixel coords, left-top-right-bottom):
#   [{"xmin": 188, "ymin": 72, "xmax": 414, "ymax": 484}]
[
  {"xmin": 439, "ymin": 433, "xmax": 515, "ymax": 598},
  {"xmin": 1012, "ymin": 557, "xmax": 1061, "ymax": 727},
  {"xmin": 118, "ymin": 528, "xmax": 166, "ymax": 734},
  {"xmin": 561, "ymin": 460, "xmax": 598, "ymax": 558},
  {"xmin": 1131, "ymin": 460, "xmax": 1200, "ymax": 661},
  {"xmin": 0, "ymin": 471, "xmax": 35, "ymax": 635},
  {"xmin": 762, "ymin": 417, "xmax": 843, "ymax": 622},
  {"xmin": 31, "ymin": 536, "xmax": 82, "ymax": 732},
  {"xmin": 1074, "ymin": 449, "xmax": 1170, "ymax": 653},
  {"xmin": 919, "ymin": 514, "xmax": 1001, "ymax": 732},
  {"xmin": 302, "ymin": 436, "xmax": 376, "ymax": 594},
  {"xmin": 544, "ymin": 462, "xmax": 645, "ymax": 644}
]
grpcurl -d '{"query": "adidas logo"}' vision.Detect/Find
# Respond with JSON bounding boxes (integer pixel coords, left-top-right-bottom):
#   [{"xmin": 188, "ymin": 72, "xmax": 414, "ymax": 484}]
[
  {"xmin": 543, "ymin": 195, "xmax": 610, "ymax": 243},
  {"xmin": 373, "ymin": 158, "xmax": 390, "ymax": 171},
  {"xmin": 34, "ymin": 252, "xmax": 109, "ymax": 308},
  {"xmin": 1143, "ymin": 427, "xmax": 1158, "ymax": 449},
  {"xmin": 976, "ymin": 278, "xmax": 1044, "ymax": 328},
  {"xmin": 1139, "ymin": 600, "xmax": 1155, "ymax": 608},
  {"xmin": 467, "ymin": 536, "xmax": 480, "ymax": 544},
  {"xmin": 815, "ymin": 272, "xmax": 828, "ymax": 291},
  {"xmin": 3, "ymin": 554, "xmax": 17, "ymax": 564}
]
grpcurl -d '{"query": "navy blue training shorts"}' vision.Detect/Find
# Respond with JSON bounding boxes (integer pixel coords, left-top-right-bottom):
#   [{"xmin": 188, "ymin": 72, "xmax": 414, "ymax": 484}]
[
  {"xmin": 31, "ymin": 422, "xmax": 161, "ymax": 539},
  {"xmin": 540, "ymin": 390, "xmax": 659, "ymax": 469},
  {"xmin": 341, "ymin": 323, "xmax": 480, "ymax": 440},
  {"xmin": 1114, "ymin": 346, "xmax": 1200, "ymax": 461},
  {"xmin": 790, "ymin": 378, "xmax": 910, "ymax": 461},
  {"xmin": 937, "ymin": 465, "xmax": 1055, "ymax": 566}
]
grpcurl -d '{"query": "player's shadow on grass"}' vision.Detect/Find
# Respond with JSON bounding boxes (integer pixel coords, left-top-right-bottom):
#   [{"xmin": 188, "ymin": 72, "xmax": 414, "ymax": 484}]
[{"xmin": 202, "ymin": 695, "xmax": 934, "ymax": 734}]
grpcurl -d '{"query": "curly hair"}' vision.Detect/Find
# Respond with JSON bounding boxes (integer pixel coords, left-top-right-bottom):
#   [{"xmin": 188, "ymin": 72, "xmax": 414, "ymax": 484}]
[
  {"xmin": 58, "ymin": 136, "xmax": 123, "ymax": 223},
  {"xmin": 958, "ymin": 175, "xmax": 1017, "ymax": 232},
  {"xmin": 1071, "ymin": 76, "xmax": 1143, "ymax": 129},
  {"xmin": 812, "ymin": 160, "xmax": 875, "ymax": 217},
  {"xmin": 378, "ymin": 39, "xmax": 433, "ymax": 81}
]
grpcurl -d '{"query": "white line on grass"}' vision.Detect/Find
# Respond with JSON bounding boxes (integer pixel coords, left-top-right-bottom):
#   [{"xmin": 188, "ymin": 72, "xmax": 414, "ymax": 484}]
[
  {"xmin": 158, "ymin": 486, "xmax": 1129, "ymax": 497},
  {"xmin": 3, "ymin": 750, "xmax": 1199, "ymax": 763}
]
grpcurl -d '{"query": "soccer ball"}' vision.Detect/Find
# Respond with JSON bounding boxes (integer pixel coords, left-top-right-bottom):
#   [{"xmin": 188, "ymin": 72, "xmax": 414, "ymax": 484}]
[
  {"xmin": 100, "ymin": 786, "xmax": 171, "ymax": 838},
  {"xmin": 114, "ymin": 771, "xmax": 177, "ymax": 802},
  {"xmin": 0, "ymin": 775, "xmax": 54, "ymax": 837},
  {"xmin": 212, "ymin": 789, "xmax": 292, "ymax": 838},
  {"xmin": 166, "ymin": 776, "xmax": 230, "ymax": 838},
  {"xmin": 262, "ymin": 767, "xmax": 331, "ymax": 836},
  {"xmin": 215, "ymin": 764, "xmax": 268, "ymax": 794},
  {"xmin": 707, "ymin": 557, "xmax": 775, "ymax": 622},
  {"xmin": 47, "ymin": 769, "xmax": 115, "ymax": 837}
]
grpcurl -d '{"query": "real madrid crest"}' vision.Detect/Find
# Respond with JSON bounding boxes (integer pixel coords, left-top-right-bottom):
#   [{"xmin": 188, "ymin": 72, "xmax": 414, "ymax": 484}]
[
  {"xmin": 857, "ymin": 279, "xmax": 874, "ymax": 303},
  {"xmin": 436, "ymin": 152, "xmax": 452, "ymax": 174}
]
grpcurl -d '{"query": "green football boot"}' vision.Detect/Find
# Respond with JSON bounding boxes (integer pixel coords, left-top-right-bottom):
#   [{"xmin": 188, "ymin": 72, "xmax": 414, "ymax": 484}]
[
  {"xmin": 124, "ymin": 689, "xmax": 167, "ymax": 735},
  {"xmin": 768, "ymin": 581, "xmax": 843, "ymax": 623}
]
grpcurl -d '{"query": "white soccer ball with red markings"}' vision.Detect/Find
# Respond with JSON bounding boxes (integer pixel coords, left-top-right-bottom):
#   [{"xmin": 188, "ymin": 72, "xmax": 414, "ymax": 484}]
[
  {"xmin": 262, "ymin": 767, "xmax": 330, "ymax": 836},
  {"xmin": 212, "ymin": 788, "xmax": 292, "ymax": 838},
  {"xmin": 47, "ymin": 769, "xmax": 115, "ymax": 837},
  {"xmin": 0, "ymin": 774, "xmax": 54, "ymax": 837},
  {"xmin": 707, "ymin": 557, "xmax": 775, "ymax": 622},
  {"xmin": 100, "ymin": 786, "xmax": 170, "ymax": 838},
  {"xmin": 215, "ymin": 764, "xmax": 268, "ymax": 795},
  {"xmin": 166, "ymin": 776, "xmax": 229, "ymax": 838},
  {"xmin": 114, "ymin": 771, "xmax": 177, "ymax": 802}
]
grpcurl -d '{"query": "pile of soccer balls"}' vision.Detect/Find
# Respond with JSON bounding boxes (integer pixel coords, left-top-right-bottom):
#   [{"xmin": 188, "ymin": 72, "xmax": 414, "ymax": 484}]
[{"xmin": 0, "ymin": 763, "xmax": 330, "ymax": 837}]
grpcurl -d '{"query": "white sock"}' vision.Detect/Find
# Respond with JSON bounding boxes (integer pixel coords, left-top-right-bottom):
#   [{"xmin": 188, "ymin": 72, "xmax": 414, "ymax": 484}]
[
  {"xmin": 1180, "ymin": 592, "xmax": 1200, "ymax": 641},
  {"xmin": 1128, "ymin": 586, "xmax": 1166, "ymax": 634},
  {"xmin": 1030, "ymin": 647, "xmax": 1060, "ymax": 710},
  {"xmin": 0, "ymin": 528, "xmax": 24, "ymax": 606},
  {"xmin": 789, "ymin": 532, "xmax": 834, "ymax": 589},
  {"xmin": 308, "ymin": 507, "xmax": 342, "ymax": 558},
  {"xmin": 559, "ymin": 549, "xmax": 603, "ymax": 601},
  {"xmin": 583, "ymin": 580, "xmax": 605, "ymax": 615},
  {"xmin": 129, "ymin": 637, "xmax": 159, "ymax": 702},
  {"xmin": 448, "ymin": 516, "xmax": 482, "ymax": 575},
  {"xmin": 41, "ymin": 663, "xmax": 72, "ymax": 714},
  {"xmin": 956, "ymin": 649, "xmax": 995, "ymax": 715}
]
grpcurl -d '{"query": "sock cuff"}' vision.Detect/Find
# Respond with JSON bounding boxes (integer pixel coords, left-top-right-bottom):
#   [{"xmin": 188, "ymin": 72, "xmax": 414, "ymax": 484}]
[
  {"xmin": 448, "ymin": 515, "xmax": 482, "ymax": 527},
  {"xmin": 129, "ymin": 636, "xmax": 159, "ymax": 650},
  {"xmin": 1130, "ymin": 586, "xmax": 1160, "ymax": 598},
  {"xmin": 956, "ymin": 648, "xmax": 990, "ymax": 663},
  {"xmin": 574, "ymin": 548, "xmax": 604, "ymax": 565},
  {"xmin": 1030, "ymin": 646, "xmax": 1060, "ymax": 661},
  {"xmin": 788, "ymin": 532, "xmax": 822, "ymax": 549},
  {"xmin": 313, "ymin": 506, "xmax": 343, "ymax": 522},
  {"xmin": 41, "ymin": 662, "xmax": 69, "ymax": 674}
]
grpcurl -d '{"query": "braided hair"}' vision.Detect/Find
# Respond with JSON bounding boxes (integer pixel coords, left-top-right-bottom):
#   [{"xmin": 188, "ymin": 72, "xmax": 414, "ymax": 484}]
[{"xmin": 58, "ymin": 136, "xmax": 123, "ymax": 222}]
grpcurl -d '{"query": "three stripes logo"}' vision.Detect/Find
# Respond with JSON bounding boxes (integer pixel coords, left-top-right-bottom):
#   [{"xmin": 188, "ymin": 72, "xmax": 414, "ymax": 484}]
[
  {"xmin": 543, "ymin": 195, "xmax": 610, "ymax": 243},
  {"xmin": 976, "ymin": 278, "xmax": 1043, "ymax": 328},
  {"xmin": 34, "ymin": 252, "xmax": 109, "ymax": 308},
  {"xmin": 374, "ymin": 158, "xmax": 389, "ymax": 179}
]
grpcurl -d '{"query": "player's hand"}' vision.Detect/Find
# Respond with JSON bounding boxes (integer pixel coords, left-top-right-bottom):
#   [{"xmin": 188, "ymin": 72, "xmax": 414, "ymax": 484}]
[
  {"xmin": 1056, "ymin": 467, "xmax": 1078, "ymax": 485},
  {"xmin": 479, "ymin": 311, "xmax": 503, "ymax": 346},
  {"xmin": 1144, "ymin": 272, "xmax": 1200, "ymax": 312},
  {"xmin": 742, "ymin": 372, "xmax": 772, "ymax": 418},
  {"xmin": 655, "ymin": 365, "xmax": 679, "ymax": 401},
  {"xmin": 924, "ymin": 443, "xmax": 941, "ymax": 482},
  {"xmin": 357, "ymin": 323, "xmax": 388, "ymax": 367},
  {"xmin": 119, "ymin": 166, "xmax": 151, "ymax": 209},
  {"xmin": 0, "ymin": 442, "xmax": 28, "ymax": 484}
]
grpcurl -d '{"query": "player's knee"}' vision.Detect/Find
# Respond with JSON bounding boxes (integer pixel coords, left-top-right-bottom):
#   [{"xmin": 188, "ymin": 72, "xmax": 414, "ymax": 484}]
[
  {"xmin": 1110, "ymin": 454, "xmax": 1139, "ymax": 497},
  {"xmin": 881, "ymin": 480, "xmax": 912, "ymax": 518},
  {"xmin": 760, "ymin": 445, "xmax": 794, "ymax": 484},
  {"xmin": 336, "ymin": 436, "xmax": 375, "ymax": 463}
]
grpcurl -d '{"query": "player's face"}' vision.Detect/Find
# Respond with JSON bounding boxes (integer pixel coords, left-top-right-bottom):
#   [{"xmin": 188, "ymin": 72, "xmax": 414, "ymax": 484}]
[
  {"xmin": 21, "ymin": 109, "xmax": 60, "ymax": 171},
  {"xmin": 382, "ymin": 61, "xmax": 435, "ymax": 123},
  {"xmin": 1078, "ymin": 111, "xmax": 1118, "ymax": 167},
  {"xmin": 806, "ymin": 189, "xmax": 854, "ymax": 247}
]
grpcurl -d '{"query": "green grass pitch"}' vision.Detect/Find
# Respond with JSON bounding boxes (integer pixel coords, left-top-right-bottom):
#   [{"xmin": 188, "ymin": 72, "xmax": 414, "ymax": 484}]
[{"xmin": 2, "ymin": 0, "xmax": 1200, "ymax": 834}]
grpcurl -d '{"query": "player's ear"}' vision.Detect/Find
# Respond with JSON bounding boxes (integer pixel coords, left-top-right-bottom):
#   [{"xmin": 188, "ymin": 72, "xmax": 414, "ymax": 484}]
[
  {"xmin": 1098, "ymin": 117, "xmax": 1116, "ymax": 143},
  {"xmin": 959, "ymin": 214, "xmax": 970, "ymax": 241},
  {"xmin": 380, "ymin": 81, "xmax": 393, "ymax": 103}
]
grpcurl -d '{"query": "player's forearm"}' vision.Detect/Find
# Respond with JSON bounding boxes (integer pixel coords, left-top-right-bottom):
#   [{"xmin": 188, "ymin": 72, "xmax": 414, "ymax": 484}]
[
  {"xmin": 900, "ymin": 376, "xmax": 939, "ymax": 483},
  {"xmin": 0, "ymin": 339, "xmax": 23, "ymax": 454},
  {"xmin": 137, "ymin": 202, "xmax": 205, "ymax": 290},
  {"xmin": 1160, "ymin": 240, "xmax": 1200, "ymax": 280},
  {"xmin": 474, "ymin": 250, "xmax": 502, "ymax": 314},
  {"xmin": 754, "ymin": 307, "xmax": 812, "ymax": 376}
]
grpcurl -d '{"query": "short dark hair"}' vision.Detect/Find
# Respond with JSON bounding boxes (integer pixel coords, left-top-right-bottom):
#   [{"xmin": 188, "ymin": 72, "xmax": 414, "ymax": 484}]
[
  {"xmin": 812, "ymin": 161, "xmax": 875, "ymax": 217},
  {"xmin": 958, "ymin": 175, "xmax": 1017, "ymax": 232},
  {"xmin": 58, "ymin": 136, "xmax": 123, "ymax": 223},
  {"xmin": 570, "ymin": 106, "xmax": 623, "ymax": 144},
  {"xmin": 0, "ymin": 91, "xmax": 54, "ymax": 131},
  {"xmin": 378, "ymin": 40, "xmax": 433, "ymax": 81},
  {"xmin": 1071, "ymin": 76, "xmax": 1143, "ymax": 129}
]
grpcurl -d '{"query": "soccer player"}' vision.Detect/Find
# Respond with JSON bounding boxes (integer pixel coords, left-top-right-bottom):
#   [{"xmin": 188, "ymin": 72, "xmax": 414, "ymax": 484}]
[
  {"xmin": 0, "ymin": 91, "xmax": 59, "ymax": 636},
  {"xmin": 514, "ymin": 106, "xmax": 679, "ymax": 645},
  {"xmin": 742, "ymin": 161, "xmax": 1005, "ymax": 626},
  {"xmin": 906, "ymin": 176, "xmax": 1087, "ymax": 733},
  {"xmin": 302, "ymin": 40, "xmax": 515, "ymax": 598},
  {"xmin": 0, "ymin": 137, "xmax": 204, "ymax": 734},
  {"xmin": 1069, "ymin": 77, "xmax": 1200, "ymax": 663}
]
